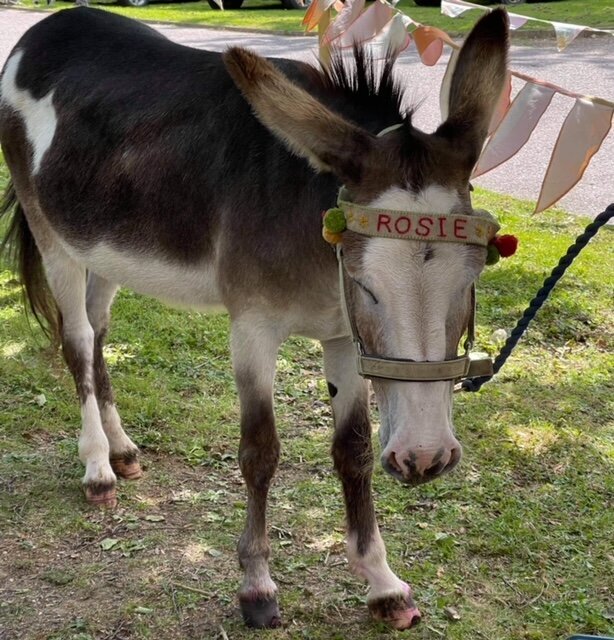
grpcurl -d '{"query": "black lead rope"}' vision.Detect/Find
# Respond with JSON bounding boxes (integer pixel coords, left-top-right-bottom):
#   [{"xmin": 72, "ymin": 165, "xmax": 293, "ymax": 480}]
[{"xmin": 462, "ymin": 203, "xmax": 614, "ymax": 393}]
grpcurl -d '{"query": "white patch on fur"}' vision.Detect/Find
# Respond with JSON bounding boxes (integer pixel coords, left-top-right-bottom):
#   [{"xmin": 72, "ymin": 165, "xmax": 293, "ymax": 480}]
[
  {"xmin": 73, "ymin": 243, "xmax": 223, "ymax": 312},
  {"xmin": 79, "ymin": 395, "xmax": 116, "ymax": 487},
  {"xmin": 348, "ymin": 530, "xmax": 407, "ymax": 601},
  {"xmin": 1, "ymin": 50, "xmax": 57, "ymax": 174},
  {"xmin": 368, "ymin": 185, "xmax": 461, "ymax": 216}
]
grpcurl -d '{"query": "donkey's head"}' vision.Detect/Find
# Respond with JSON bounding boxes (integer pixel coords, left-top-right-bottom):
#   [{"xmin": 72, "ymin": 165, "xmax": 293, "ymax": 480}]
[{"xmin": 225, "ymin": 9, "xmax": 509, "ymax": 486}]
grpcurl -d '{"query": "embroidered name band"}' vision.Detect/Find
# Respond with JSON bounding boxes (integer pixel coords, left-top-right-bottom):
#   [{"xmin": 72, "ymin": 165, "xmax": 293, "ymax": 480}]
[{"xmin": 338, "ymin": 200, "xmax": 500, "ymax": 247}]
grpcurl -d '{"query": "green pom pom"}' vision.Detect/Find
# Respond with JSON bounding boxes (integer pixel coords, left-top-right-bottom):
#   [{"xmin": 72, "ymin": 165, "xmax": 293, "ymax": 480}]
[
  {"xmin": 486, "ymin": 243, "xmax": 500, "ymax": 266},
  {"xmin": 324, "ymin": 208, "xmax": 346, "ymax": 234}
]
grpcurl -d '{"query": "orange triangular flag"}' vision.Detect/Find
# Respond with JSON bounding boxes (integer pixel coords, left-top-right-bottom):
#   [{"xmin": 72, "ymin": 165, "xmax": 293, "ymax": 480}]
[
  {"xmin": 412, "ymin": 26, "xmax": 454, "ymax": 66},
  {"xmin": 303, "ymin": 0, "xmax": 339, "ymax": 32}
]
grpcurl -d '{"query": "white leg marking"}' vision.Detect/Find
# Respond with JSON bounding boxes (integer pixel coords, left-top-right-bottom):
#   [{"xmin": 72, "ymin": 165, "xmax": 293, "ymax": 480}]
[
  {"xmin": 348, "ymin": 530, "xmax": 407, "ymax": 601},
  {"xmin": 1, "ymin": 51, "xmax": 57, "ymax": 174}
]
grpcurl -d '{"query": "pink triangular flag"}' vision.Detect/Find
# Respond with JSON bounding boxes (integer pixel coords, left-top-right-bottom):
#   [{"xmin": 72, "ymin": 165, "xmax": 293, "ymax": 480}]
[
  {"xmin": 475, "ymin": 80, "xmax": 555, "ymax": 178},
  {"xmin": 535, "ymin": 98, "xmax": 613, "ymax": 213},
  {"xmin": 323, "ymin": 0, "xmax": 365, "ymax": 43},
  {"xmin": 333, "ymin": 1, "xmax": 395, "ymax": 48},
  {"xmin": 507, "ymin": 13, "xmax": 529, "ymax": 31}
]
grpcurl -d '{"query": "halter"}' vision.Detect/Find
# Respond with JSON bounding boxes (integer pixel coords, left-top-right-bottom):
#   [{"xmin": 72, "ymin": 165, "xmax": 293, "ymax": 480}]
[{"xmin": 333, "ymin": 187, "xmax": 500, "ymax": 384}]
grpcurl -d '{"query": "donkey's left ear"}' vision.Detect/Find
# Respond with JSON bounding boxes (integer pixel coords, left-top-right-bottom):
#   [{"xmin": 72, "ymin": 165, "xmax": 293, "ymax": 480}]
[
  {"xmin": 436, "ymin": 8, "xmax": 509, "ymax": 165},
  {"xmin": 223, "ymin": 47, "xmax": 375, "ymax": 185}
]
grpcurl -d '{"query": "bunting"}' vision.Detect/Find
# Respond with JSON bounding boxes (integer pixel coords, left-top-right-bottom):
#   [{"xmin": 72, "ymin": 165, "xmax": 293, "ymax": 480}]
[
  {"xmin": 440, "ymin": 0, "xmax": 614, "ymax": 52},
  {"xmin": 307, "ymin": 0, "xmax": 614, "ymax": 213}
]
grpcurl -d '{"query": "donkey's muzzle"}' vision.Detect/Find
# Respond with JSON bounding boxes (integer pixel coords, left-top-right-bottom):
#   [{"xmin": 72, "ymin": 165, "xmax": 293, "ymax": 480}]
[{"xmin": 381, "ymin": 445, "xmax": 462, "ymax": 486}]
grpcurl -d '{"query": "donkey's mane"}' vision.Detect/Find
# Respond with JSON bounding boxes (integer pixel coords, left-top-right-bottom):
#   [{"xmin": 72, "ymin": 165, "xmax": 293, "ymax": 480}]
[{"xmin": 313, "ymin": 47, "xmax": 411, "ymax": 134}]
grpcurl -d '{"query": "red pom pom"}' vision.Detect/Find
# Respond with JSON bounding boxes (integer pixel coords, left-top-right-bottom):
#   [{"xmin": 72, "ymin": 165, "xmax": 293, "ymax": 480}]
[{"xmin": 493, "ymin": 234, "xmax": 518, "ymax": 258}]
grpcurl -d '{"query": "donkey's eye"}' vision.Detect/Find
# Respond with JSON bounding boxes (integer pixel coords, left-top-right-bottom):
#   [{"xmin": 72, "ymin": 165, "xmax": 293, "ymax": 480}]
[{"xmin": 351, "ymin": 277, "xmax": 379, "ymax": 305}]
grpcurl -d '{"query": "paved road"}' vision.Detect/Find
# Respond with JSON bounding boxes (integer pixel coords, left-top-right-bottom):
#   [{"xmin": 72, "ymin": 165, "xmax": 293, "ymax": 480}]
[{"xmin": 1, "ymin": 8, "xmax": 613, "ymax": 217}]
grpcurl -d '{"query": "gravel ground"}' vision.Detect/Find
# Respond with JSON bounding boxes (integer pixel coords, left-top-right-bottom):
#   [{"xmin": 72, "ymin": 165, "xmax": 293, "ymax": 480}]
[{"xmin": 1, "ymin": 7, "xmax": 613, "ymax": 217}]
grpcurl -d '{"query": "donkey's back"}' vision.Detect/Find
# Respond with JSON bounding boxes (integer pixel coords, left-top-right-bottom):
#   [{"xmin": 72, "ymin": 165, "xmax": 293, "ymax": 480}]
[{"xmin": 1, "ymin": 8, "xmax": 332, "ymax": 309}]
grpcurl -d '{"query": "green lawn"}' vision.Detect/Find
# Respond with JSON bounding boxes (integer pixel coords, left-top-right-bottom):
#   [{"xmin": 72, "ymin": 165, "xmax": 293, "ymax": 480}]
[
  {"xmin": 0, "ymin": 140, "xmax": 613, "ymax": 640},
  {"xmin": 14, "ymin": 0, "xmax": 614, "ymax": 35}
]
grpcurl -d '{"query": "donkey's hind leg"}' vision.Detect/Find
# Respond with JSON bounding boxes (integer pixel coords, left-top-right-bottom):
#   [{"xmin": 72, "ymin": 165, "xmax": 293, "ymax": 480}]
[
  {"xmin": 323, "ymin": 336, "xmax": 421, "ymax": 630},
  {"xmin": 231, "ymin": 314, "xmax": 284, "ymax": 629},
  {"xmin": 86, "ymin": 273, "xmax": 142, "ymax": 480},
  {"xmin": 42, "ymin": 250, "xmax": 117, "ymax": 506}
]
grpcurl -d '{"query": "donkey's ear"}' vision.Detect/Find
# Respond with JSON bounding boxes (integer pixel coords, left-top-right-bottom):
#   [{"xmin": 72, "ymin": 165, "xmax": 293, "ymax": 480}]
[
  {"xmin": 223, "ymin": 47, "xmax": 375, "ymax": 184},
  {"xmin": 436, "ymin": 8, "xmax": 509, "ymax": 165}
]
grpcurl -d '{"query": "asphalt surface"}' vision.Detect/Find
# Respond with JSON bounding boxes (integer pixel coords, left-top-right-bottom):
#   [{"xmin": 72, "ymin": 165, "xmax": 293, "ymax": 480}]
[{"xmin": 1, "ymin": 7, "xmax": 613, "ymax": 217}]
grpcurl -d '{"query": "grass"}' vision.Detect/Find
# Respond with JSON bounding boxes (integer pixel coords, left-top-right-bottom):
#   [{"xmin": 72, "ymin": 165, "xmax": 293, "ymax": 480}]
[
  {"xmin": 0, "ymin": 139, "xmax": 613, "ymax": 640},
  {"xmin": 13, "ymin": 0, "xmax": 614, "ymax": 35}
]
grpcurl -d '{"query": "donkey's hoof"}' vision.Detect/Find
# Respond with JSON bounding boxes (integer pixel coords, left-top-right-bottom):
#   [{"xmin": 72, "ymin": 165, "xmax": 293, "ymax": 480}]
[
  {"xmin": 110, "ymin": 452, "xmax": 143, "ymax": 480},
  {"xmin": 239, "ymin": 595, "xmax": 282, "ymax": 629},
  {"xmin": 368, "ymin": 583, "xmax": 421, "ymax": 630},
  {"xmin": 85, "ymin": 482, "xmax": 117, "ymax": 508}
]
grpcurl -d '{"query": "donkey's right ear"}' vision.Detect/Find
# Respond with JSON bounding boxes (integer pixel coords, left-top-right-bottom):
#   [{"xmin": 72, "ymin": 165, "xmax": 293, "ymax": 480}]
[
  {"xmin": 223, "ymin": 47, "xmax": 375, "ymax": 185},
  {"xmin": 436, "ymin": 9, "xmax": 509, "ymax": 166}
]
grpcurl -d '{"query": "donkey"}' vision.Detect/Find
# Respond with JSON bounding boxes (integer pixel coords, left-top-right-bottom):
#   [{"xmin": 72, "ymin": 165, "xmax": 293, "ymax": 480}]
[{"xmin": 0, "ymin": 7, "xmax": 508, "ymax": 630}]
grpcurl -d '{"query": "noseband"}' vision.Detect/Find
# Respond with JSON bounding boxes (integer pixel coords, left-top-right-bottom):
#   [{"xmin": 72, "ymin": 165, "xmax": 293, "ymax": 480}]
[{"xmin": 329, "ymin": 188, "xmax": 500, "ymax": 384}]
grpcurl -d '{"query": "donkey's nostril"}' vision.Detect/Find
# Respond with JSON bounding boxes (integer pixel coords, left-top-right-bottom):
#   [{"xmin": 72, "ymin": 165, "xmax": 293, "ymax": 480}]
[
  {"xmin": 387, "ymin": 452, "xmax": 403, "ymax": 475},
  {"xmin": 424, "ymin": 460, "xmax": 446, "ymax": 478},
  {"xmin": 446, "ymin": 447, "xmax": 462, "ymax": 471}
]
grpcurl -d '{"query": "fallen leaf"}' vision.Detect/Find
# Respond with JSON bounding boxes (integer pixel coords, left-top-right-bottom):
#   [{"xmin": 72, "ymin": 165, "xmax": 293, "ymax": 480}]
[
  {"xmin": 144, "ymin": 515, "xmax": 165, "ymax": 522},
  {"xmin": 100, "ymin": 538, "xmax": 119, "ymax": 551},
  {"xmin": 444, "ymin": 606, "xmax": 461, "ymax": 621},
  {"xmin": 34, "ymin": 394, "xmax": 46, "ymax": 407},
  {"xmin": 134, "ymin": 606, "xmax": 153, "ymax": 615}
]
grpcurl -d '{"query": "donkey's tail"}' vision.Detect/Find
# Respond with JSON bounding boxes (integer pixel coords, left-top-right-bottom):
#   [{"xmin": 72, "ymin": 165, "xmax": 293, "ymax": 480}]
[{"xmin": 0, "ymin": 179, "xmax": 60, "ymax": 341}]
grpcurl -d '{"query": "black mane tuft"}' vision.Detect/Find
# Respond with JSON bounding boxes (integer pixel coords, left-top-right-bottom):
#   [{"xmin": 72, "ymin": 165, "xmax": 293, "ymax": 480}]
[{"xmin": 315, "ymin": 47, "xmax": 412, "ymax": 134}]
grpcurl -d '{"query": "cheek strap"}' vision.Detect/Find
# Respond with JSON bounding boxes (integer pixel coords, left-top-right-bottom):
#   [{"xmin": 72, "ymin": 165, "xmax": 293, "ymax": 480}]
[{"xmin": 336, "ymin": 245, "xmax": 494, "ymax": 383}]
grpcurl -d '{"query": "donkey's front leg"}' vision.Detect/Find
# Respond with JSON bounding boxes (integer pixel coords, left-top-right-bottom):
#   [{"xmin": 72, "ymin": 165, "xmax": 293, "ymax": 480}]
[
  {"xmin": 231, "ymin": 317, "xmax": 284, "ymax": 629},
  {"xmin": 86, "ymin": 273, "xmax": 142, "ymax": 480},
  {"xmin": 323, "ymin": 337, "xmax": 421, "ymax": 630}
]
